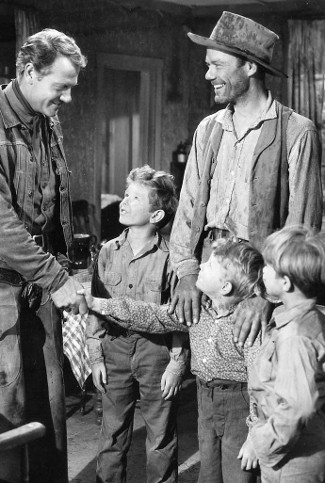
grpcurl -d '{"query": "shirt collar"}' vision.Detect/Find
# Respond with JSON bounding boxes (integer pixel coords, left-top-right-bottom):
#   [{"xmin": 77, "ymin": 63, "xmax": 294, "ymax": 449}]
[
  {"xmin": 273, "ymin": 300, "xmax": 316, "ymax": 329},
  {"xmin": 113, "ymin": 228, "xmax": 169, "ymax": 253},
  {"xmin": 1, "ymin": 81, "xmax": 55, "ymax": 131},
  {"xmin": 4, "ymin": 80, "xmax": 35, "ymax": 129},
  {"xmin": 209, "ymin": 299, "xmax": 247, "ymax": 320},
  {"xmin": 220, "ymin": 90, "xmax": 276, "ymax": 133},
  {"xmin": 0, "ymin": 83, "xmax": 22, "ymax": 128}
]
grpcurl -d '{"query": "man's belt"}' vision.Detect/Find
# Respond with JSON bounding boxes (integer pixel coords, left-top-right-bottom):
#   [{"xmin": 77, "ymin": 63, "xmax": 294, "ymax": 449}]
[
  {"xmin": 0, "ymin": 267, "xmax": 24, "ymax": 286},
  {"xmin": 33, "ymin": 233, "xmax": 53, "ymax": 253}
]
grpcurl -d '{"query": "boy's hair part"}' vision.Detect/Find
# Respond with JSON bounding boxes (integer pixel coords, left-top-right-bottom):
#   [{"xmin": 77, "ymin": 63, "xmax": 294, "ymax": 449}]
[
  {"xmin": 126, "ymin": 165, "xmax": 178, "ymax": 228},
  {"xmin": 212, "ymin": 239, "xmax": 264, "ymax": 302},
  {"xmin": 263, "ymin": 225, "xmax": 325, "ymax": 298},
  {"xmin": 16, "ymin": 28, "xmax": 87, "ymax": 78}
]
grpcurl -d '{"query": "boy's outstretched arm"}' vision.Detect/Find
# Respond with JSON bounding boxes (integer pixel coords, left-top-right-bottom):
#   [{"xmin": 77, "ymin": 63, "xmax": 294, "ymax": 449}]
[{"xmin": 81, "ymin": 290, "xmax": 188, "ymax": 334}]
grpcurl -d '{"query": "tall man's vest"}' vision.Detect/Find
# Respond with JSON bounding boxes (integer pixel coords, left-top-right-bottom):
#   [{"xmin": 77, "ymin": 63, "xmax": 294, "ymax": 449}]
[{"xmin": 190, "ymin": 101, "xmax": 292, "ymax": 254}]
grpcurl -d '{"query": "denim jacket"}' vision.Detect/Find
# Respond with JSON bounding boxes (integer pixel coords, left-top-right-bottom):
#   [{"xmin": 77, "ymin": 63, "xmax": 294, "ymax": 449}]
[{"xmin": 0, "ymin": 85, "xmax": 71, "ymax": 292}]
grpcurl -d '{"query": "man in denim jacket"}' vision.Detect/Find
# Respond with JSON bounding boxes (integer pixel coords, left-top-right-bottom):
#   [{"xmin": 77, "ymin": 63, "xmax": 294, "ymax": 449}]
[{"xmin": 0, "ymin": 29, "xmax": 87, "ymax": 483}]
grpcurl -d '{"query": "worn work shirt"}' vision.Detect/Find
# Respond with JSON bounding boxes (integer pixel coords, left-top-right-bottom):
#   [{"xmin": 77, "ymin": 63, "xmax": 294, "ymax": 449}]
[
  {"xmin": 86, "ymin": 229, "xmax": 188, "ymax": 375},
  {"xmin": 249, "ymin": 301, "xmax": 325, "ymax": 468},
  {"xmin": 170, "ymin": 93, "xmax": 322, "ymax": 279}
]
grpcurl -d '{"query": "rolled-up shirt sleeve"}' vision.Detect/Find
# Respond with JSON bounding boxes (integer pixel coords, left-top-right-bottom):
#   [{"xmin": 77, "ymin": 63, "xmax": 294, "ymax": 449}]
[
  {"xmin": 286, "ymin": 120, "xmax": 323, "ymax": 231},
  {"xmin": 169, "ymin": 123, "xmax": 205, "ymax": 279}
]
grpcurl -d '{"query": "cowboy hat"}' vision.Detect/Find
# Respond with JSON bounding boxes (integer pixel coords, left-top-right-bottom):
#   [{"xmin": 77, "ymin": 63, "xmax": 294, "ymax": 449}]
[{"xmin": 187, "ymin": 11, "xmax": 287, "ymax": 78}]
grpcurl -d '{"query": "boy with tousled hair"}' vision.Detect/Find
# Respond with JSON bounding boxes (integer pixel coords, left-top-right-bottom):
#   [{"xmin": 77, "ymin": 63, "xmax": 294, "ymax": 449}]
[
  {"xmin": 84, "ymin": 238, "xmax": 264, "ymax": 483},
  {"xmin": 86, "ymin": 165, "xmax": 188, "ymax": 483},
  {"xmin": 239, "ymin": 225, "xmax": 325, "ymax": 482}
]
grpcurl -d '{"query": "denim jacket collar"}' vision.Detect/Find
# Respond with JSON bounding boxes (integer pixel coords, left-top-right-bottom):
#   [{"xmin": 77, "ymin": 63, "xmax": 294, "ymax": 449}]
[{"xmin": 0, "ymin": 82, "xmax": 58, "ymax": 132}]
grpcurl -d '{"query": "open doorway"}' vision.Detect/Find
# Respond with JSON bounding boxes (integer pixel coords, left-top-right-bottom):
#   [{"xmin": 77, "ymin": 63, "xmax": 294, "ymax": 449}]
[{"xmin": 94, "ymin": 53, "xmax": 163, "ymax": 238}]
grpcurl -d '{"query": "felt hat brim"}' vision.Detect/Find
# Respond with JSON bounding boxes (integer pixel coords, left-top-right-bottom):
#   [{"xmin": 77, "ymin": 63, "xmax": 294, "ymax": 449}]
[{"xmin": 188, "ymin": 32, "xmax": 288, "ymax": 78}]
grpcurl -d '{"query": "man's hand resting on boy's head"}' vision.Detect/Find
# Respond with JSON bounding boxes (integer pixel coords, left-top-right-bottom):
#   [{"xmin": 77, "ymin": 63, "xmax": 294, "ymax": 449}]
[
  {"xmin": 161, "ymin": 370, "xmax": 182, "ymax": 400},
  {"xmin": 233, "ymin": 297, "xmax": 273, "ymax": 347},
  {"xmin": 168, "ymin": 274, "xmax": 202, "ymax": 326},
  {"xmin": 91, "ymin": 361, "xmax": 107, "ymax": 394}
]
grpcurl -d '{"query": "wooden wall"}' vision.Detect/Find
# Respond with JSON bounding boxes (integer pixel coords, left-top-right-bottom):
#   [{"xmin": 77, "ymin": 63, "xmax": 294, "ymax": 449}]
[{"xmin": 0, "ymin": 0, "xmax": 291, "ymax": 231}]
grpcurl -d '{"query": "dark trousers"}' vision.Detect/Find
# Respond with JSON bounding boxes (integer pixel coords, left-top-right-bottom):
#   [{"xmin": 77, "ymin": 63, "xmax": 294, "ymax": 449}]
[
  {"xmin": 97, "ymin": 333, "xmax": 178, "ymax": 483},
  {"xmin": 0, "ymin": 282, "xmax": 67, "ymax": 483},
  {"xmin": 197, "ymin": 377, "xmax": 259, "ymax": 483}
]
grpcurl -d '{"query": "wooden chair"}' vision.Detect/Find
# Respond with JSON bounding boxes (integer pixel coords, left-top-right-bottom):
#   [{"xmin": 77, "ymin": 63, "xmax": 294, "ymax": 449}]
[{"xmin": 0, "ymin": 422, "xmax": 46, "ymax": 483}]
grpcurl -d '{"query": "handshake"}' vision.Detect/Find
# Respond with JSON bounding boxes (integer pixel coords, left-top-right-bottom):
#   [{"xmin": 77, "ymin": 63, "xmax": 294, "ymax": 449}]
[{"xmin": 50, "ymin": 276, "xmax": 93, "ymax": 315}]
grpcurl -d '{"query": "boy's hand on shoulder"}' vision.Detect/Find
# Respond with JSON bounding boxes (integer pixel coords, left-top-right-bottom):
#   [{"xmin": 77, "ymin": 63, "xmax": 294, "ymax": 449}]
[
  {"xmin": 160, "ymin": 370, "xmax": 182, "ymax": 400},
  {"xmin": 238, "ymin": 436, "xmax": 259, "ymax": 471},
  {"xmin": 91, "ymin": 361, "xmax": 107, "ymax": 394}
]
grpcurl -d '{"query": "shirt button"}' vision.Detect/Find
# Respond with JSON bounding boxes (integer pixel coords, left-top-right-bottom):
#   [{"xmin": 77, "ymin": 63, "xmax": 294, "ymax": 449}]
[
  {"xmin": 129, "ymin": 284, "xmax": 133, "ymax": 289},
  {"xmin": 202, "ymin": 358, "xmax": 207, "ymax": 363},
  {"xmin": 207, "ymin": 338, "xmax": 213, "ymax": 343},
  {"xmin": 28, "ymin": 190, "xmax": 32, "ymax": 197}
]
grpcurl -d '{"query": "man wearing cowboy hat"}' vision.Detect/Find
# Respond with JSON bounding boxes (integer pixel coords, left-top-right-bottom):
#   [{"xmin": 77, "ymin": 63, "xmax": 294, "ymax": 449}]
[
  {"xmin": 169, "ymin": 15, "xmax": 323, "ymax": 340},
  {"xmin": 168, "ymin": 11, "xmax": 322, "ymax": 483}
]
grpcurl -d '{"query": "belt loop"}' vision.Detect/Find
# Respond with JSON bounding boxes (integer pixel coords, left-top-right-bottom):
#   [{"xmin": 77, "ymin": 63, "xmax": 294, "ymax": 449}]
[
  {"xmin": 32, "ymin": 233, "xmax": 52, "ymax": 253},
  {"xmin": 33, "ymin": 234, "xmax": 45, "ymax": 248}
]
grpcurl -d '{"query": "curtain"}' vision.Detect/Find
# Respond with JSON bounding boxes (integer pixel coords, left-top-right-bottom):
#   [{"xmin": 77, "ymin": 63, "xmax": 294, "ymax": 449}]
[
  {"xmin": 14, "ymin": 7, "xmax": 40, "ymax": 52},
  {"xmin": 287, "ymin": 20, "xmax": 325, "ymax": 155}
]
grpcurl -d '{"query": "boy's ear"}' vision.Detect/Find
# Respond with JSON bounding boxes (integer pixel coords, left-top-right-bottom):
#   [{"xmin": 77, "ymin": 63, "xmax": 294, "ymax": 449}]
[
  {"xmin": 149, "ymin": 209, "xmax": 165, "ymax": 224},
  {"xmin": 221, "ymin": 281, "xmax": 233, "ymax": 295},
  {"xmin": 283, "ymin": 275, "xmax": 293, "ymax": 292}
]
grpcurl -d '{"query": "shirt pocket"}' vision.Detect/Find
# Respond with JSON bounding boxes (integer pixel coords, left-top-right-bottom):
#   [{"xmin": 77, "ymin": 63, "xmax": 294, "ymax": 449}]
[
  {"xmin": 104, "ymin": 271, "xmax": 122, "ymax": 287},
  {"xmin": 147, "ymin": 278, "xmax": 163, "ymax": 292},
  {"xmin": 145, "ymin": 278, "xmax": 170, "ymax": 304}
]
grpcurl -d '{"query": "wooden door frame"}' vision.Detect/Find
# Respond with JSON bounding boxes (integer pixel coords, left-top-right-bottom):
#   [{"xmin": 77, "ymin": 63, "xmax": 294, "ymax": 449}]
[{"xmin": 93, "ymin": 53, "xmax": 163, "ymax": 239}]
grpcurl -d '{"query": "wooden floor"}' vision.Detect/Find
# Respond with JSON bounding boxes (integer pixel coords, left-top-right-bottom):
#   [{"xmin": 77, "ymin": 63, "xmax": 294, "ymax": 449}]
[{"xmin": 66, "ymin": 376, "xmax": 200, "ymax": 483}]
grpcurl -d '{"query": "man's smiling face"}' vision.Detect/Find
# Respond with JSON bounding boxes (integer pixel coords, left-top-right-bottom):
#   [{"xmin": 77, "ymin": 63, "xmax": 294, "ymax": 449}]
[
  {"xmin": 205, "ymin": 49, "xmax": 250, "ymax": 105},
  {"xmin": 27, "ymin": 55, "xmax": 79, "ymax": 117}
]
